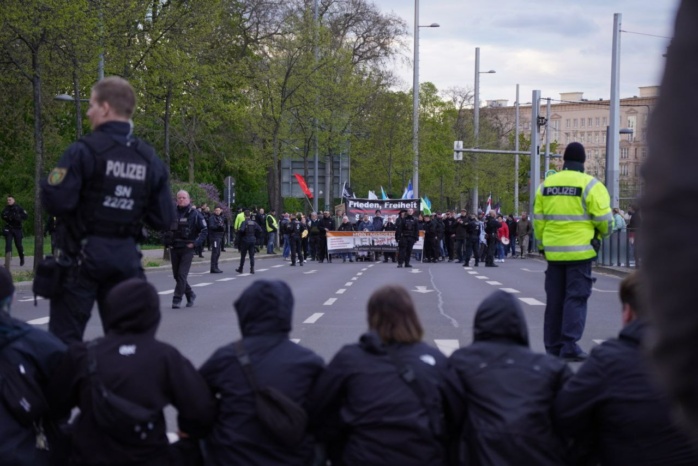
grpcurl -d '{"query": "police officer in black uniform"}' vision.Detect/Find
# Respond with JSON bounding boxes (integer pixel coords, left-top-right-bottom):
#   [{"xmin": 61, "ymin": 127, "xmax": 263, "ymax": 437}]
[
  {"xmin": 423, "ymin": 214, "xmax": 437, "ymax": 263},
  {"xmin": 396, "ymin": 208, "xmax": 418, "ymax": 268},
  {"xmin": 208, "ymin": 207, "xmax": 225, "ymax": 273},
  {"xmin": 40, "ymin": 76, "xmax": 175, "ymax": 343},
  {"xmin": 236, "ymin": 211, "xmax": 263, "ymax": 274},
  {"xmin": 318, "ymin": 210, "xmax": 334, "ymax": 263},
  {"xmin": 464, "ymin": 214, "xmax": 481, "ymax": 267},
  {"xmin": 287, "ymin": 213, "xmax": 306, "ymax": 266},
  {"xmin": 484, "ymin": 211, "xmax": 502, "ymax": 267},
  {"xmin": 2, "ymin": 196, "xmax": 28, "ymax": 267},
  {"xmin": 168, "ymin": 190, "xmax": 207, "ymax": 308}
]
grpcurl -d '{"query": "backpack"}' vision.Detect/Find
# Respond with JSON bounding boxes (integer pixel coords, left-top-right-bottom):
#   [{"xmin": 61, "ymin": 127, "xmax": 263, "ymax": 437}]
[
  {"xmin": 233, "ymin": 341, "xmax": 308, "ymax": 448},
  {"xmin": 87, "ymin": 340, "xmax": 161, "ymax": 445},
  {"xmin": 0, "ymin": 332, "xmax": 50, "ymax": 427}
]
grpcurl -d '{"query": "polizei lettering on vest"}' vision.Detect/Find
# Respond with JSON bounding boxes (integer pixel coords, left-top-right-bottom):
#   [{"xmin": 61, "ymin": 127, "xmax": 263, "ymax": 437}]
[
  {"xmin": 105, "ymin": 160, "xmax": 147, "ymax": 181},
  {"xmin": 543, "ymin": 186, "xmax": 582, "ymax": 197}
]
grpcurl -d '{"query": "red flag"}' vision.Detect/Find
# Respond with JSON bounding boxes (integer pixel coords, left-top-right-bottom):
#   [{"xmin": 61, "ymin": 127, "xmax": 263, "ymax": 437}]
[{"xmin": 294, "ymin": 173, "xmax": 313, "ymax": 199}]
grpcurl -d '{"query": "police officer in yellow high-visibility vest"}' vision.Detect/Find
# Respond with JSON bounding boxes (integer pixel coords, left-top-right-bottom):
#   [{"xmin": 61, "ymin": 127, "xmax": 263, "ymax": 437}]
[{"xmin": 534, "ymin": 142, "xmax": 613, "ymax": 361}]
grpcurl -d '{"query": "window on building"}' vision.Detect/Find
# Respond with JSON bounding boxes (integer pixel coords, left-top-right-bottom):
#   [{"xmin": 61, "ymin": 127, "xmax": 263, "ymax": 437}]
[
  {"xmin": 566, "ymin": 119, "xmax": 570, "ymax": 128},
  {"xmin": 588, "ymin": 118, "xmax": 592, "ymax": 127},
  {"xmin": 620, "ymin": 147, "xmax": 629, "ymax": 159},
  {"xmin": 602, "ymin": 117, "xmax": 608, "ymax": 126},
  {"xmin": 573, "ymin": 119, "xmax": 578, "ymax": 128},
  {"xmin": 581, "ymin": 118, "xmax": 585, "ymax": 127},
  {"xmin": 596, "ymin": 117, "xmax": 600, "ymax": 127},
  {"xmin": 621, "ymin": 164, "xmax": 628, "ymax": 176}
]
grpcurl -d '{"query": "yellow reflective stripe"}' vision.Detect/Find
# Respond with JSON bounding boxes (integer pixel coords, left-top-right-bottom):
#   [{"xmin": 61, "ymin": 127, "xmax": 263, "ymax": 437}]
[
  {"xmin": 534, "ymin": 214, "xmax": 589, "ymax": 221},
  {"xmin": 592, "ymin": 213, "xmax": 613, "ymax": 222},
  {"xmin": 581, "ymin": 178, "xmax": 598, "ymax": 216},
  {"xmin": 545, "ymin": 244, "xmax": 595, "ymax": 252}
]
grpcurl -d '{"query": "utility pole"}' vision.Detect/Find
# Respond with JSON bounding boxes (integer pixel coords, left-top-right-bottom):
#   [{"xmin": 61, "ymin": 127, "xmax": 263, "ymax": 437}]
[
  {"xmin": 607, "ymin": 13, "xmax": 622, "ymax": 208},
  {"xmin": 529, "ymin": 90, "xmax": 541, "ymax": 217},
  {"xmin": 514, "ymin": 84, "xmax": 520, "ymax": 216}
]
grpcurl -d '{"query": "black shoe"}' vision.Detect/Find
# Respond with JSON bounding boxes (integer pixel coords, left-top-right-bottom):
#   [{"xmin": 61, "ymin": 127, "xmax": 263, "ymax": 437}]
[
  {"xmin": 235, "ymin": 267, "xmax": 242, "ymax": 273},
  {"xmin": 299, "ymin": 262, "xmax": 304, "ymax": 266},
  {"xmin": 397, "ymin": 264, "xmax": 403, "ymax": 268},
  {"xmin": 19, "ymin": 257, "xmax": 24, "ymax": 266},
  {"xmin": 290, "ymin": 263, "xmax": 296, "ymax": 266},
  {"xmin": 349, "ymin": 259, "xmax": 354, "ymax": 262},
  {"xmin": 405, "ymin": 264, "xmax": 413, "ymax": 268},
  {"xmin": 186, "ymin": 293, "xmax": 196, "ymax": 308},
  {"xmin": 485, "ymin": 263, "xmax": 498, "ymax": 267},
  {"xmin": 172, "ymin": 301, "xmax": 181, "ymax": 309},
  {"xmin": 211, "ymin": 269, "xmax": 223, "ymax": 274},
  {"xmin": 560, "ymin": 352, "xmax": 588, "ymax": 362},
  {"xmin": 250, "ymin": 268, "xmax": 255, "ymax": 274},
  {"xmin": 198, "ymin": 255, "xmax": 204, "ymax": 258}
]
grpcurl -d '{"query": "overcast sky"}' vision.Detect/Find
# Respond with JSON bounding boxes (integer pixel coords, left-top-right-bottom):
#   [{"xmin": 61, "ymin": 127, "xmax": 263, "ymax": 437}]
[{"xmin": 372, "ymin": 0, "xmax": 679, "ymax": 105}]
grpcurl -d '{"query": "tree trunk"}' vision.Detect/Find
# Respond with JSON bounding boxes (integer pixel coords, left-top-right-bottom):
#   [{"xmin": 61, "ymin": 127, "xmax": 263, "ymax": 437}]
[{"xmin": 32, "ymin": 49, "xmax": 44, "ymax": 270}]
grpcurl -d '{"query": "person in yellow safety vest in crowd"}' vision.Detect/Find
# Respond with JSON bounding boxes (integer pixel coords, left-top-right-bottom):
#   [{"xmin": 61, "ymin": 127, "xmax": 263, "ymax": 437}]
[
  {"xmin": 534, "ymin": 142, "xmax": 613, "ymax": 362},
  {"xmin": 233, "ymin": 207, "xmax": 246, "ymax": 248},
  {"xmin": 266, "ymin": 209, "xmax": 279, "ymax": 254}
]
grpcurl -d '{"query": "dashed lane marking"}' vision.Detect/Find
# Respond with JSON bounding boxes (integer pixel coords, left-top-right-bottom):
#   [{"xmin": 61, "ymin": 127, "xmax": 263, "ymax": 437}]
[
  {"xmin": 521, "ymin": 268, "xmax": 543, "ymax": 273},
  {"xmin": 216, "ymin": 278, "xmax": 235, "ymax": 281},
  {"xmin": 344, "ymin": 282, "xmax": 353, "ymax": 287},
  {"xmin": 467, "ymin": 271, "xmax": 478, "ymax": 275},
  {"xmin": 519, "ymin": 297, "xmax": 545, "ymax": 306},
  {"xmin": 303, "ymin": 313, "xmax": 324, "ymax": 324},
  {"xmin": 351, "ymin": 277, "xmax": 358, "ymax": 281},
  {"xmin": 18, "ymin": 297, "xmax": 42, "ymax": 302},
  {"xmin": 361, "ymin": 268, "xmax": 367, "ymax": 271},
  {"xmin": 291, "ymin": 339, "xmax": 301, "ymax": 344},
  {"xmin": 486, "ymin": 281, "xmax": 502, "ymax": 285},
  {"xmin": 272, "ymin": 265, "xmax": 285, "ymax": 268},
  {"xmin": 592, "ymin": 287, "xmax": 616, "ymax": 293},
  {"xmin": 256, "ymin": 268, "xmax": 269, "ymax": 272},
  {"xmin": 500, "ymin": 288, "xmax": 520, "ymax": 293},
  {"xmin": 357, "ymin": 272, "xmax": 363, "ymax": 276},
  {"xmin": 476, "ymin": 276, "xmax": 489, "ymax": 280},
  {"xmin": 336, "ymin": 289, "xmax": 346, "ymax": 294},
  {"xmin": 463, "ymin": 267, "xmax": 472, "ymax": 270},
  {"xmin": 238, "ymin": 273, "xmax": 251, "ymax": 277},
  {"xmin": 324, "ymin": 298, "xmax": 337, "ymax": 306},
  {"xmin": 158, "ymin": 290, "xmax": 175, "ymax": 295},
  {"xmin": 303, "ymin": 270, "xmax": 318, "ymax": 274},
  {"xmin": 28, "ymin": 317, "xmax": 50, "ymax": 325},
  {"xmin": 192, "ymin": 282, "xmax": 213, "ymax": 287},
  {"xmin": 434, "ymin": 339, "xmax": 460, "ymax": 357}
]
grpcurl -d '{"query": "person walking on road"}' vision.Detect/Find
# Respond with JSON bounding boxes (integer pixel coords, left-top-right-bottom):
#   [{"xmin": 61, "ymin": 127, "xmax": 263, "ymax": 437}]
[
  {"xmin": 2, "ymin": 196, "xmax": 28, "ymax": 268},
  {"xmin": 396, "ymin": 208, "xmax": 418, "ymax": 268},
  {"xmin": 236, "ymin": 211, "xmax": 263, "ymax": 274},
  {"xmin": 168, "ymin": 190, "xmax": 207, "ymax": 309},
  {"xmin": 40, "ymin": 76, "xmax": 175, "ymax": 343},
  {"xmin": 208, "ymin": 207, "xmax": 226, "ymax": 273},
  {"xmin": 534, "ymin": 142, "xmax": 612, "ymax": 361}
]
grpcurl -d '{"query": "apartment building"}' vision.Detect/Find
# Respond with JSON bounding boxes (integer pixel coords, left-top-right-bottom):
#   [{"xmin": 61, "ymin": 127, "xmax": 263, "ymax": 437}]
[{"xmin": 486, "ymin": 86, "xmax": 657, "ymax": 207}]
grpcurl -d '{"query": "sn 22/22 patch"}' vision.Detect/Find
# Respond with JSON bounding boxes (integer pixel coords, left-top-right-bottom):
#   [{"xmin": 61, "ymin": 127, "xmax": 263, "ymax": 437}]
[{"xmin": 48, "ymin": 168, "xmax": 68, "ymax": 186}]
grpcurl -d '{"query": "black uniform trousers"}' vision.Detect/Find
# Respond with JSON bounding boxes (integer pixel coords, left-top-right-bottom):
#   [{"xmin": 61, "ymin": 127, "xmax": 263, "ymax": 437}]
[
  {"xmin": 239, "ymin": 240, "xmax": 256, "ymax": 270},
  {"xmin": 485, "ymin": 236, "xmax": 497, "ymax": 266},
  {"xmin": 424, "ymin": 236, "xmax": 437, "ymax": 262},
  {"xmin": 317, "ymin": 235, "xmax": 328, "ymax": 262},
  {"xmin": 170, "ymin": 246, "xmax": 195, "ymax": 305},
  {"xmin": 210, "ymin": 232, "xmax": 223, "ymax": 271},
  {"xmin": 49, "ymin": 236, "xmax": 144, "ymax": 344},
  {"xmin": 398, "ymin": 238, "xmax": 416, "ymax": 266},
  {"xmin": 290, "ymin": 236, "xmax": 303, "ymax": 265},
  {"xmin": 464, "ymin": 236, "xmax": 480, "ymax": 265},
  {"xmin": 3, "ymin": 227, "xmax": 24, "ymax": 258}
]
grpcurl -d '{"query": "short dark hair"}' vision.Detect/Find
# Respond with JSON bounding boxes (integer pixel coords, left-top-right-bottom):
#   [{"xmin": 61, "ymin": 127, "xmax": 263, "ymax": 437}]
[
  {"xmin": 367, "ymin": 285, "xmax": 423, "ymax": 344},
  {"xmin": 92, "ymin": 76, "xmax": 136, "ymax": 118},
  {"xmin": 619, "ymin": 271, "xmax": 645, "ymax": 317}
]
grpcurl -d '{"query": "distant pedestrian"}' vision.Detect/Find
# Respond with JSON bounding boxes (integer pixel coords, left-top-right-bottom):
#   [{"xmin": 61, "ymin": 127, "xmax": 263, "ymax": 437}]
[
  {"xmin": 484, "ymin": 211, "xmax": 501, "ymax": 267},
  {"xmin": 208, "ymin": 207, "xmax": 226, "ymax": 273},
  {"xmin": 517, "ymin": 212, "xmax": 532, "ymax": 258},
  {"xmin": 2, "ymin": 195, "xmax": 28, "ymax": 268},
  {"xmin": 236, "ymin": 211, "xmax": 263, "ymax": 274},
  {"xmin": 266, "ymin": 209, "xmax": 279, "ymax": 254},
  {"xmin": 396, "ymin": 208, "xmax": 418, "ymax": 268},
  {"xmin": 534, "ymin": 142, "xmax": 612, "ymax": 361}
]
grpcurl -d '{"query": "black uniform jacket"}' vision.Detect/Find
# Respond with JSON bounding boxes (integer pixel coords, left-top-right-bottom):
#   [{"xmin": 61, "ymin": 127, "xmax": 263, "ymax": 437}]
[
  {"xmin": 47, "ymin": 286, "xmax": 216, "ymax": 466},
  {"xmin": 554, "ymin": 319, "xmax": 698, "ymax": 466},
  {"xmin": 199, "ymin": 280, "xmax": 325, "ymax": 466},
  {"xmin": 449, "ymin": 290, "xmax": 572, "ymax": 466},
  {"xmin": 310, "ymin": 332, "xmax": 465, "ymax": 466}
]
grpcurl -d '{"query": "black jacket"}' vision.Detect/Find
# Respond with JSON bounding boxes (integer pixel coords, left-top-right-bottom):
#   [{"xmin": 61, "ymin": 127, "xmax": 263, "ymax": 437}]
[
  {"xmin": 554, "ymin": 319, "xmax": 698, "ymax": 466},
  {"xmin": 0, "ymin": 313, "xmax": 66, "ymax": 466},
  {"xmin": 200, "ymin": 280, "xmax": 325, "ymax": 466},
  {"xmin": 449, "ymin": 291, "xmax": 571, "ymax": 466},
  {"xmin": 2, "ymin": 204, "xmax": 28, "ymax": 229},
  {"xmin": 48, "ymin": 280, "xmax": 216, "ymax": 466},
  {"xmin": 310, "ymin": 332, "xmax": 465, "ymax": 466}
]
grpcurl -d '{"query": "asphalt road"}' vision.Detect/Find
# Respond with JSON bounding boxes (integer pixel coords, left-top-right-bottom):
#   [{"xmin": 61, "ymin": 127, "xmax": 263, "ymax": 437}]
[{"xmin": 11, "ymin": 254, "xmax": 625, "ymax": 365}]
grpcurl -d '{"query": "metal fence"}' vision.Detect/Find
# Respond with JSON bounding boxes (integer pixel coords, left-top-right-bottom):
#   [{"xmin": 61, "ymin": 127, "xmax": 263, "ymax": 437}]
[{"xmin": 596, "ymin": 228, "xmax": 639, "ymax": 268}]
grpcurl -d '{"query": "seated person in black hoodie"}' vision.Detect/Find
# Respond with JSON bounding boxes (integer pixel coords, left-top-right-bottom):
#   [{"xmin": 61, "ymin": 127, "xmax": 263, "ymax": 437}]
[
  {"xmin": 48, "ymin": 278, "xmax": 216, "ymax": 466},
  {"xmin": 199, "ymin": 280, "xmax": 325, "ymax": 466},
  {"xmin": 449, "ymin": 290, "xmax": 571, "ymax": 466},
  {"xmin": 310, "ymin": 284, "xmax": 465, "ymax": 466},
  {"xmin": 554, "ymin": 272, "xmax": 698, "ymax": 465}
]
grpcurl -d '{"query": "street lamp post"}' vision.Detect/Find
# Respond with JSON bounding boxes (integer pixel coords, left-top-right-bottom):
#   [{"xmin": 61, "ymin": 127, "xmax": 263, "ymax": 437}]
[
  {"xmin": 412, "ymin": 0, "xmax": 439, "ymax": 200},
  {"xmin": 55, "ymin": 94, "xmax": 88, "ymax": 139},
  {"xmin": 472, "ymin": 47, "xmax": 495, "ymax": 213}
]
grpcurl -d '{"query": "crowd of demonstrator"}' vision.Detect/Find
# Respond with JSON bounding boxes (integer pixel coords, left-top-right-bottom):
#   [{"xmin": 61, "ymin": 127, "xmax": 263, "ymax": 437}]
[{"xmin": 2, "ymin": 266, "xmax": 697, "ymax": 466}]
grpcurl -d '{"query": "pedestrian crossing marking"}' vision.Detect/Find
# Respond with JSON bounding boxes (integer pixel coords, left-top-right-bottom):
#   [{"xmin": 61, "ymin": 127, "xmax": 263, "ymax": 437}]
[
  {"xmin": 303, "ymin": 313, "xmax": 324, "ymax": 324},
  {"xmin": 519, "ymin": 297, "xmax": 545, "ymax": 306},
  {"xmin": 434, "ymin": 339, "xmax": 460, "ymax": 357}
]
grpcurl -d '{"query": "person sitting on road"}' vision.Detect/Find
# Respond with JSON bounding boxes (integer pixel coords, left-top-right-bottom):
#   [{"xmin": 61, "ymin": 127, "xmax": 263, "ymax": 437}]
[
  {"xmin": 449, "ymin": 290, "xmax": 572, "ymax": 466},
  {"xmin": 554, "ymin": 272, "xmax": 698, "ymax": 466},
  {"xmin": 199, "ymin": 280, "xmax": 325, "ymax": 466},
  {"xmin": 310, "ymin": 284, "xmax": 464, "ymax": 466}
]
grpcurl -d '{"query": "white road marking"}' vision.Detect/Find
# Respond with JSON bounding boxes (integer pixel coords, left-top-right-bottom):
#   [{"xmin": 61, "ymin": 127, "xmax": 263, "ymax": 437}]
[
  {"xmin": 192, "ymin": 282, "xmax": 213, "ymax": 287},
  {"xmin": 291, "ymin": 339, "xmax": 301, "ymax": 344},
  {"xmin": 476, "ymin": 276, "xmax": 489, "ymax": 280},
  {"xmin": 272, "ymin": 264, "xmax": 285, "ymax": 268},
  {"xmin": 344, "ymin": 282, "xmax": 353, "ymax": 287},
  {"xmin": 519, "ymin": 297, "xmax": 545, "ymax": 306},
  {"xmin": 238, "ymin": 273, "xmax": 251, "ymax": 277},
  {"xmin": 368, "ymin": 264, "xmax": 375, "ymax": 268},
  {"xmin": 336, "ymin": 289, "xmax": 346, "ymax": 294},
  {"xmin": 410, "ymin": 269, "xmax": 421, "ymax": 273},
  {"xmin": 303, "ymin": 270, "xmax": 318, "ymax": 274},
  {"xmin": 256, "ymin": 268, "xmax": 269, "ymax": 272},
  {"xmin": 413, "ymin": 286, "xmax": 434, "ymax": 294},
  {"xmin": 303, "ymin": 313, "xmax": 324, "ymax": 324},
  {"xmin": 434, "ymin": 339, "xmax": 460, "ymax": 357},
  {"xmin": 593, "ymin": 339, "xmax": 606, "ymax": 345},
  {"xmin": 467, "ymin": 271, "xmax": 478, "ymax": 275},
  {"xmin": 324, "ymin": 298, "xmax": 337, "ymax": 306},
  {"xmin": 463, "ymin": 267, "xmax": 472, "ymax": 270},
  {"xmin": 158, "ymin": 290, "xmax": 175, "ymax": 295},
  {"xmin": 28, "ymin": 317, "xmax": 50, "ymax": 325},
  {"xmin": 357, "ymin": 272, "xmax": 363, "ymax": 276},
  {"xmin": 351, "ymin": 277, "xmax": 358, "ymax": 281},
  {"xmin": 189, "ymin": 271, "xmax": 209, "ymax": 276},
  {"xmin": 521, "ymin": 268, "xmax": 543, "ymax": 273},
  {"xmin": 216, "ymin": 278, "xmax": 236, "ymax": 282},
  {"xmin": 486, "ymin": 281, "xmax": 502, "ymax": 285},
  {"xmin": 18, "ymin": 297, "xmax": 41, "ymax": 302},
  {"xmin": 500, "ymin": 288, "xmax": 520, "ymax": 293},
  {"xmin": 361, "ymin": 268, "xmax": 367, "ymax": 271},
  {"xmin": 592, "ymin": 287, "xmax": 616, "ymax": 293}
]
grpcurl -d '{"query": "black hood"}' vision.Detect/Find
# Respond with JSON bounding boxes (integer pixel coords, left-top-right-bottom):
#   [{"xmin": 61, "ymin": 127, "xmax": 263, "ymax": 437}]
[
  {"xmin": 234, "ymin": 280, "xmax": 293, "ymax": 337},
  {"xmin": 102, "ymin": 278, "xmax": 161, "ymax": 336},
  {"xmin": 473, "ymin": 290, "xmax": 529, "ymax": 346},
  {"xmin": 359, "ymin": 331, "xmax": 386, "ymax": 355}
]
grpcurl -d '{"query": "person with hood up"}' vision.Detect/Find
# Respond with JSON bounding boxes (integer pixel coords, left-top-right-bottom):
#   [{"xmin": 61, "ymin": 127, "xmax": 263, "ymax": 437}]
[
  {"xmin": 309, "ymin": 284, "xmax": 465, "ymax": 466},
  {"xmin": 47, "ymin": 278, "xmax": 216, "ymax": 466},
  {"xmin": 449, "ymin": 290, "xmax": 572, "ymax": 466},
  {"xmin": 199, "ymin": 280, "xmax": 325, "ymax": 466},
  {"xmin": 0, "ymin": 266, "xmax": 67, "ymax": 466}
]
